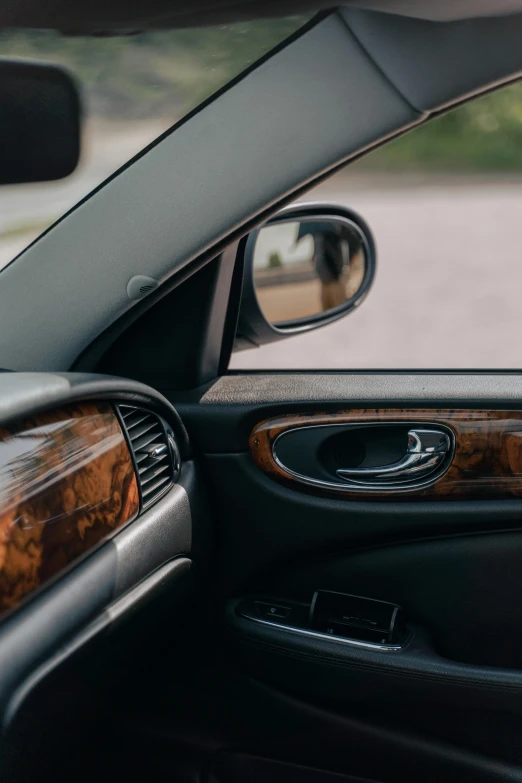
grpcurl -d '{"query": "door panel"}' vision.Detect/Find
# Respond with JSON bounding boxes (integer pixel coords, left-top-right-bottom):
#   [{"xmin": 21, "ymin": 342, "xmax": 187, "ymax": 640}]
[
  {"xmin": 200, "ymin": 453, "xmax": 522, "ymax": 592},
  {"xmin": 251, "ymin": 531, "xmax": 522, "ymax": 669},
  {"xmin": 175, "ymin": 371, "xmax": 522, "ymax": 452},
  {"xmin": 169, "ymin": 372, "xmax": 522, "ymax": 779}
]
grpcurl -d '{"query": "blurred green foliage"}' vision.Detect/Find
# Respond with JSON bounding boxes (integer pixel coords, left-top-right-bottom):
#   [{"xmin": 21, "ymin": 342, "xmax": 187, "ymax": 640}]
[
  {"xmin": 0, "ymin": 19, "xmax": 305, "ymax": 119},
  {"xmin": 354, "ymin": 82, "xmax": 522, "ymax": 171}
]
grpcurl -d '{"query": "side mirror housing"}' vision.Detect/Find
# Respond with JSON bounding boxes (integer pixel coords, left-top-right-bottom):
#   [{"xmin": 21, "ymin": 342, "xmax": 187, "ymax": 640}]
[
  {"xmin": 234, "ymin": 202, "xmax": 377, "ymax": 351},
  {"xmin": 0, "ymin": 58, "xmax": 81, "ymax": 185}
]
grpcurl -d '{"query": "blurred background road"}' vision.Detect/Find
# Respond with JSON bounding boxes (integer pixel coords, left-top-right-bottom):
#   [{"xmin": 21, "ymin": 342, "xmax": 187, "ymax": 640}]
[
  {"xmin": 232, "ymin": 172, "xmax": 522, "ymax": 369},
  {"xmin": 2, "ymin": 17, "xmax": 522, "ymax": 370}
]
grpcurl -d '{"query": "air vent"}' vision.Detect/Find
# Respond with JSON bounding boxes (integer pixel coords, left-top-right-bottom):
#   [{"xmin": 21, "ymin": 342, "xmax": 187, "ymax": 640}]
[{"xmin": 118, "ymin": 405, "xmax": 180, "ymax": 510}]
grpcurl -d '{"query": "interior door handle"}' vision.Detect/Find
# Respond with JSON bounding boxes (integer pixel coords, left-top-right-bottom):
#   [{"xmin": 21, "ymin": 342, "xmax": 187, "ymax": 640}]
[{"xmin": 336, "ymin": 428, "xmax": 452, "ymax": 486}]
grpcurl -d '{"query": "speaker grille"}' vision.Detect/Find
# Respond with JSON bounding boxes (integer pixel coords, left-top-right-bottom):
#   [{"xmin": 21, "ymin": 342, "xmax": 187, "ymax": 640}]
[{"xmin": 118, "ymin": 405, "xmax": 179, "ymax": 509}]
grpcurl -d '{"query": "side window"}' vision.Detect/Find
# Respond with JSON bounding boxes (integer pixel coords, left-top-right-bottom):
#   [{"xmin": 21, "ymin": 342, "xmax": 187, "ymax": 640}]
[{"xmin": 231, "ymin": 83, "xmax": 522, "ymax": 370}]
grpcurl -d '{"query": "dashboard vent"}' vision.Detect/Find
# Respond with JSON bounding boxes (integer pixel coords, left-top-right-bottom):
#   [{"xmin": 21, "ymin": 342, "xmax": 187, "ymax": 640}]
[{"xmin": 118, "ymin": 405, "xmax": 179, "ymax": 510}]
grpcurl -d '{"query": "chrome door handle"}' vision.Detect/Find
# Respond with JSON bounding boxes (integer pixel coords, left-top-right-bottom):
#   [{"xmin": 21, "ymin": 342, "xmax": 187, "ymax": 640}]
[{"xmin": 336, "ymin": 428, "xmax": 452, "ymax": 486}]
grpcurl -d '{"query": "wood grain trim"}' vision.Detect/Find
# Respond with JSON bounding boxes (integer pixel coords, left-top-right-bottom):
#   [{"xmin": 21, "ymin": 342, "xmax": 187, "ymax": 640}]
[
  {"xmin": 0, "ymin": 402, "xmax": 139, "ymax": 618},
  {"xmin": 250, "ymin": 409, "xmax": 522, "ymax": 500}
]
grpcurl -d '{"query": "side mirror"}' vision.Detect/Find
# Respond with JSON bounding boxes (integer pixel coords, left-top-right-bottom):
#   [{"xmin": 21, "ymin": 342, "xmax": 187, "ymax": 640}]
[
  {"xmin": 0, "ymin": 58, "xmax": 81, "ymax": 185},
  {"xmin": 235, "ymin": 203, "xmax": 377, "ymax": 350}
]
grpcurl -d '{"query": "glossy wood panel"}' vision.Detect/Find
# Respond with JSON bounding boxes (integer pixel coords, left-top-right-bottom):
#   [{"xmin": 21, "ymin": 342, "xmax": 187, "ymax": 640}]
[
  {"xmin": 0, "ymin": 402, "xmax": 139, "ymax": 617},
  {"xmin": 250, "ymin": 409, "xmax": 522, "ymax": 500}
]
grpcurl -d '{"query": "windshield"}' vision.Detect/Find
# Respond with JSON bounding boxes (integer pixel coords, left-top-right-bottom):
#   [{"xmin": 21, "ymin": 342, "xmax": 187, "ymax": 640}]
[{"xmin": 0, "ymin": 18, "xmax": 306, "ymax": 269}]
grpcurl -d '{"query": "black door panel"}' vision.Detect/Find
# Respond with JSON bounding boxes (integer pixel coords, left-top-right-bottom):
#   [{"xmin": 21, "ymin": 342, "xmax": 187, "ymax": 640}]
[
  {"xmin": 227, "ymin": 601, "xmax": 522, "ymax": 713},
  {"xmin": 211, "ymin": 753, "xmax": 376, "ymax": 783},
  {"xmin": 253, "ymin": 531, "xmax": 522, "ymax": 669},
  {"xmin": 167, "ymin": 373, "xmax": 522, "ymax": 779},
  {"xmin": 203, "ymin": 453, "xmax": 522, "ymax": 592}
]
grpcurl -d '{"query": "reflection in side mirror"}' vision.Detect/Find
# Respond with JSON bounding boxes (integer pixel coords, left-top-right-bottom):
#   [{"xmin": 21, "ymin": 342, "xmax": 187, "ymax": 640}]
[
  {"xmin": 235, "ymin": 204, "xmax": 376, "ymax": 351},
  {"xmin": 253, "ymin": 217, "xmax": 368, "ymax": 326}
]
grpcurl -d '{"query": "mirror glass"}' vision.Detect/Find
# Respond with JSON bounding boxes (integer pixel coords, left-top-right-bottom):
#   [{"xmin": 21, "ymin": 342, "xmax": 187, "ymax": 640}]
[{"xmin": 252, "ymin": 217, "xmax": 368, "ymax": 326}]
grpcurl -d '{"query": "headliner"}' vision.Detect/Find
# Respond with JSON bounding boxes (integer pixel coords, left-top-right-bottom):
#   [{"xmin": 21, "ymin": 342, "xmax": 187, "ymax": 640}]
[{"xmin": 1, "ymin": 0, "xmax": 521, "ymax": 35}]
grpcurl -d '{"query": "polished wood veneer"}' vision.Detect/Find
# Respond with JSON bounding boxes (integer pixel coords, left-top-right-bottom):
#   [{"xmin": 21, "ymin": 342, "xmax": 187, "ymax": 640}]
[
  {"xmin": 250, "ymin": 409, "xmax": 522, "ymax": 500},
  {"xmin": 0, "ymin": 402, "xmax": 139, "ymax": 617}
]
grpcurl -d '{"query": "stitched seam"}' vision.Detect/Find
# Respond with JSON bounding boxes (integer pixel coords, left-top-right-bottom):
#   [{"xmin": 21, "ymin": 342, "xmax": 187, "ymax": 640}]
[{"xmin": 233, "ymin": 634, "xmax": 522, "ymax": 694}]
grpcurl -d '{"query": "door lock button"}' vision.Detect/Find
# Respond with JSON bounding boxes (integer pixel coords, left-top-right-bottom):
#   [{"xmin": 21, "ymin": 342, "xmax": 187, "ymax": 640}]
[{"xmin": 254, "ymin": 601, "xmax": 292, "ymax": 620}]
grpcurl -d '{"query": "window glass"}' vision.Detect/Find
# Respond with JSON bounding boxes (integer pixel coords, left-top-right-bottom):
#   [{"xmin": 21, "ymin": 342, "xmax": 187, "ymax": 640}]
[{"xmin": 231, "ymin": 83, "xmax": 522, "ymax": 369}]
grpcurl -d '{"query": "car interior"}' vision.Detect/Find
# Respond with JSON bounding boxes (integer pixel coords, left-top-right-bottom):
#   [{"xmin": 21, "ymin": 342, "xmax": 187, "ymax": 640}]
[{"xmin": 3, "ymin": 1, "xmax": 522, "ymax": 782}]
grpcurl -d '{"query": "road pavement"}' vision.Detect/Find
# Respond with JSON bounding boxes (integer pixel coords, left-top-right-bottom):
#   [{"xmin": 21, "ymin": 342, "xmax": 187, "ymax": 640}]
[{"xmin": 232, "ymin": 174, "xmax": 522, "ymax": 369}]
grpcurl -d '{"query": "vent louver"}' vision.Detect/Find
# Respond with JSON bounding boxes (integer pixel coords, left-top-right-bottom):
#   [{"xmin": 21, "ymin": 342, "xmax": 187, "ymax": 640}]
[{"xmin": 118, "ymin": 405, "xmax": 179, "ymax": 510}]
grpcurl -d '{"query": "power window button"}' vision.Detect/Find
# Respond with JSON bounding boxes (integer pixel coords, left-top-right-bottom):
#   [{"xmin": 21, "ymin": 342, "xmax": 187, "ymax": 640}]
[{"xmin": 255, "ymin": 601, "xmax": 292, "ymax": 620}]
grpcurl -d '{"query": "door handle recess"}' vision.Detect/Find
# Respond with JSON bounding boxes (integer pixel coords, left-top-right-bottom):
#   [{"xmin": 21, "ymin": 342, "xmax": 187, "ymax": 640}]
[{"xmin": 337, "ymin": 428, "xmax": 451, "ymax": 487}]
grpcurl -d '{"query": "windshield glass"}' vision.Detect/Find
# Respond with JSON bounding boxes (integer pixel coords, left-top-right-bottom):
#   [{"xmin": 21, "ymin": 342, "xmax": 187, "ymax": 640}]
[{"xmin": 0, "ymin": 18, "xmax": 305, "ymax": 269}]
